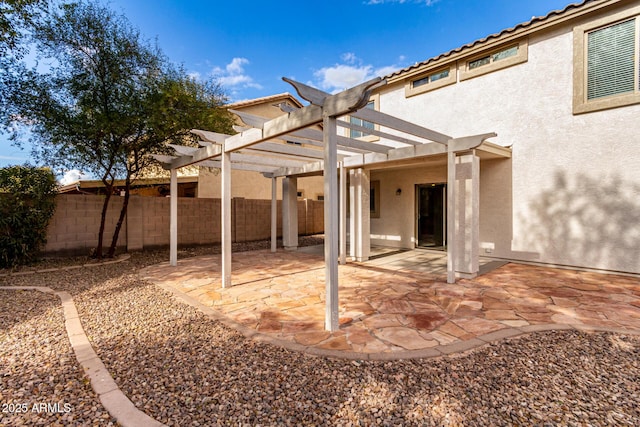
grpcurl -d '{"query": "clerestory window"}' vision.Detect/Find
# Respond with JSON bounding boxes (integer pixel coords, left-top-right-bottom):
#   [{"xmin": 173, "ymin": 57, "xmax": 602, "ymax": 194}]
[
  {"xmin": 460, "ymin": 39, "xmax": 528, "ymax": 81},
  {"xmin": 405, "ymin": 63, "xmax": 456, "ymax": 97}
]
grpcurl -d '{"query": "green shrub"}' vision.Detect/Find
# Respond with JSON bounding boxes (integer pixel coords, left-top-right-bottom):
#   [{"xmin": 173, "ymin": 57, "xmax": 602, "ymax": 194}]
[{"xmin": 0, "ymin": 165, "xmax": 58, "ymax": 267}]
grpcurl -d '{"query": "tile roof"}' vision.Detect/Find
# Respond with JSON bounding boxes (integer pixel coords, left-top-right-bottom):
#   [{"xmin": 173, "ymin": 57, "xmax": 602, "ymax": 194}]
[{"xmin": 385, "ymin": 0, "xmax": 596, "ymax": 80}]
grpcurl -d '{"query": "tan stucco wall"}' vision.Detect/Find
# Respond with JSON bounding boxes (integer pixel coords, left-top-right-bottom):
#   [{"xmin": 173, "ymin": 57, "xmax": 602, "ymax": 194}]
[
  {"xmin": 374, "ymin": 6, "xmax": 640, "ymax": 274},
  {"xmin": 369, "ymin": 164, "xmax": 447, "ymax": 249},
  {"xmin": 197, "ymin": 167, "xmax": 325, "ymax": 201}
]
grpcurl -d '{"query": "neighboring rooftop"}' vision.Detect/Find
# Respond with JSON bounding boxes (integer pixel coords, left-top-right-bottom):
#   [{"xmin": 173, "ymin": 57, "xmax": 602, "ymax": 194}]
[{"xmin": 226, "ymin": 92, "xmax": 304, "ymax": 110}]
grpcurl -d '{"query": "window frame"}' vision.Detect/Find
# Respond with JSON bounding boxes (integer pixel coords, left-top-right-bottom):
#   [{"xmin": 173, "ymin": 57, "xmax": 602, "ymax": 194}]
[
  {"xmin": 405, "ymin": 63, "xmax": 457, "ymax": 98},
  {"xmin": 573, "ymin": 6, "xmax": 640, "ymax": 114},
  {"xmin": 348, "ymin": 94, "xmax": 380, "ymax": 142},
  {"xmin": 370, "ymin": 180, "xmax": 380, "ymax": 219},
  {"xmin": 459, "ymin": 38, "xmax": 528, "ymax": 81}
]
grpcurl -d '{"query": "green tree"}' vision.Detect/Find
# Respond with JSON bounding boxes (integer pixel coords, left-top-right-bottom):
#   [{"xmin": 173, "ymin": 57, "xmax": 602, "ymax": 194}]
[
  {"xmin": 0, "ymin": 0, "xmax": 47, "ymax": 56},
  {"xmin": 7, "ymin": 0, "xmax": 234, "ymax": 258},
  {"xmin": 0, "ymin": 165, "xmax": 57, "ymax": 267},
  {"xmin": 1, "ymin": 0, "xmax": 47, "ymax": 128}
]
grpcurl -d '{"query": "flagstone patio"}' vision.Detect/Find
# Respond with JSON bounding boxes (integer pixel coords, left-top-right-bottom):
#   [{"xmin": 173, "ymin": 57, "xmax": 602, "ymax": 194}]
[{"xmin": 140, "ymin": 248, "xmax": 640, "ymax": 359}]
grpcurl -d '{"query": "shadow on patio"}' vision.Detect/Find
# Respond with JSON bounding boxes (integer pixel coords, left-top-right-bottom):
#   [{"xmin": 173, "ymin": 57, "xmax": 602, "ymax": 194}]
[{"xmin": 139, "ymin": 247, "xmax": 640, "ymax": 360}]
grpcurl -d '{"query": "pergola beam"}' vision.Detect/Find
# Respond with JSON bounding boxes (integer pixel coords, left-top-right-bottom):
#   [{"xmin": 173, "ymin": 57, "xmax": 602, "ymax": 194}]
[
  {"xmin": 231, "ymin": 152, "xmax": 309, "ymax": 168},
  {"xmin": 286, "ymin": 130, "xmax": 377, "ymax": 154},
  {"xmin": 249, "ymin": 141, "xmax": 326, "ymax": 159},
  {"xmin": 284, "ymin": 81, "xmax": 451, "ymax": 145},
  {"xmin": 191, "ymin": 129, "xmax": 228, "ymax": 144},
  {"xmin": 224, "ymin": 78, "xmax": 383, "ymax": 153},
  {"xmin": 169, "ymin": 143, "xmax": 222, "ymax": 169},
  {"xmin": 168, "ymin": 144, "xmax": 199, "ymax": 156},
  {"xmin": 350, "ymin": 108, "xmax": 451, "ymax": 144},
  {"xmin": 228, "ymin": 109, "xmax": 268, "ymax": 129},
  {"xmin": 198, "ymin": 160, "xmax": 278, "ymax": 174},
  {"xmin": 337, "ymin": 119, "xmax": 427, "ymax": 147}
]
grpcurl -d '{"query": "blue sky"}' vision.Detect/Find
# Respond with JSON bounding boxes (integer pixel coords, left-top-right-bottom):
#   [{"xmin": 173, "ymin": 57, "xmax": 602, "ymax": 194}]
[{"xmin": 1, "ymin": 0, "xmax": 574, "ymax": 171}]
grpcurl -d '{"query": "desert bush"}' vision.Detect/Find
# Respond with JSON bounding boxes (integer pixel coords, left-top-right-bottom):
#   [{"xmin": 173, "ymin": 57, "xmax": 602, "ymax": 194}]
[{"xmin": 0, "ymin": 165, "xmax": 58, "ymax": 267}]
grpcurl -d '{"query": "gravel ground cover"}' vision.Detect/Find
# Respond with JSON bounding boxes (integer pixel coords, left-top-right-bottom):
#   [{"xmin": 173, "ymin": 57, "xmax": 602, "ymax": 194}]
[
  {"xmin": 1, "ymin": 240, "xmax": 639, "ymax": 426},
  {"xmin": 0, "ymin": 290, "xmax": 114, "ymax": 426}
]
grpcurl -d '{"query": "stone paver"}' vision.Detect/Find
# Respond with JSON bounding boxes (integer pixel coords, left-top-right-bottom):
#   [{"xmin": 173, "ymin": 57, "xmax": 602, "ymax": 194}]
[{"xmin": 140, "ymin": 249, "xmax": 640, "ymax": 359}]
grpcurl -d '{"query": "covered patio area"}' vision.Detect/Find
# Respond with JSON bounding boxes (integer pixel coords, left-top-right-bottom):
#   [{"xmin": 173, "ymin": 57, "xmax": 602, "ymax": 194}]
[
  {"xmin": 153, "ymin": 76, "xmax": 511, "ymax": 332},
  {"xmin": 140, "ymin": 249, "xmax": 640, "ymax": 359}
]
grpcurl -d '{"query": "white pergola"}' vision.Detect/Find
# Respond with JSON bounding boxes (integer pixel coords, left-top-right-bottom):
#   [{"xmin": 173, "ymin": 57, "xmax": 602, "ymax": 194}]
[{"xmin": 153, "ymin": 77, "xmax": 505, "ymax": 332}]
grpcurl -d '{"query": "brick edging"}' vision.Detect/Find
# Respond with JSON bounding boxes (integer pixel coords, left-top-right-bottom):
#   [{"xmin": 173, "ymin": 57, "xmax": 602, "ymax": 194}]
[{"xmin": 0, "ymin": 254, "xmax": 131, "ymax": 277}]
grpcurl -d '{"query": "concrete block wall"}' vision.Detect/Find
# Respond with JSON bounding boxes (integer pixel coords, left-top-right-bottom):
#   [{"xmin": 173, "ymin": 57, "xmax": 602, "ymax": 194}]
[
  {"xmin": 45, "ymin": 195, "xmax": 127, "ymax": 255},
  {"xmin": 44, "ymin": 194, "xmax": 322, "ymax": 255},
  {"xmin": 309, "ymin": 200, "xmax": 324, "ymax": 235},
  {"xmin": 233, "ymin": 198, "xmax": 283, "ymax": 243}
]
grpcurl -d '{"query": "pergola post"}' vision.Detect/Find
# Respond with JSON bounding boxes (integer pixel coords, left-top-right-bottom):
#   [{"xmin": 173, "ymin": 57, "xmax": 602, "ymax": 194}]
[
  {"xmin": 282, "ymin": 176, "xmax": 298, "ymax": 250},
  {"xmin": 271, "ymin": 176, "xmax": 277, "ymax": 253},
  {"xmin": 447, "ymin": 150, "xmax": 457, "ymax": 284},
  {"xmin": 169, "ymin": 168, "xmax": 177, "ymax": 266},
  {"xmin": 339, "ymin": 161, "xmax": 347, "ymax": 265},
  {"xmin": 349, "ymin": 170, "xmax": 356, "ymax": 260},
  {"xmin": 350, "ymin": 168, "xmax": 370, "ymax": 262},
  {"xmin": 455, "ymin": 152, "xmax": 480, "ymax": 278},
  {"xmin": 324, "ymin": 114, "xmax": 339, "ymax": 332},
  {"xmin": 221, "ymin": 149, "xmax": 232, "ymax": 288}
]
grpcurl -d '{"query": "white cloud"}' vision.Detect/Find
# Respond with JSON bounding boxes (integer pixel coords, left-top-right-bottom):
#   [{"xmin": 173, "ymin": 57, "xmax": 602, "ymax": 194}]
[
  {"xmin": 225, "ymin": 57, "xmax": 248, "ymax": 74},
  {"xmin": 315, "ymin": 64, "xmax": 373, "ymax": 93},
  {"xmin": 59, "ymin": 169, "xmax": 86, "ymax": 185},
  {"xmin": 366, "ymin": 0, "xmax": 440, "ymax": 5},
  {"xmin": 313, "ymin": 54, "xmax": 400, "ymax": 93},
  {"xmin": 211, "ymin": 57, "xmax": 263, "ymax": 91},
  {"xmin": 375, "ymin": 65, "xmax": 401, "ymax": 78},
  {"xmin": 341, "ymin": 52, "xmax": 358, "ymax": 64}
]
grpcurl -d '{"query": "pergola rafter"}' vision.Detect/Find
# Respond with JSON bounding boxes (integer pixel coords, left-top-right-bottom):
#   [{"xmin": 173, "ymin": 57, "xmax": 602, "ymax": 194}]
[{"xmin": 153, "ymin": 76, "xmax": 508, "ymax": 332}]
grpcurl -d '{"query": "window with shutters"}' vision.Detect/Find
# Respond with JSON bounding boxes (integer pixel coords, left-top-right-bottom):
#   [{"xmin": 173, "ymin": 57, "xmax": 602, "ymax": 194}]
[{"xmin": 573, "ymin": 7, "xmax": 640, "ymax": 114}]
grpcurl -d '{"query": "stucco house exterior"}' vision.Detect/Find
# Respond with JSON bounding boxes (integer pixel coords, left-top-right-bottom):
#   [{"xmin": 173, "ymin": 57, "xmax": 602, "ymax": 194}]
[{"xmin": 360, "ymin": 0, "xmax": 639, "ymax": 275}]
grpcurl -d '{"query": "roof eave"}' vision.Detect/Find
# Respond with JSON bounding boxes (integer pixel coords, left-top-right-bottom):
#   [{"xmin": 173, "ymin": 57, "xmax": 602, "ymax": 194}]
[{"xmin": 386, "ymin": 0, "xmax": 619, "ymax": 84}]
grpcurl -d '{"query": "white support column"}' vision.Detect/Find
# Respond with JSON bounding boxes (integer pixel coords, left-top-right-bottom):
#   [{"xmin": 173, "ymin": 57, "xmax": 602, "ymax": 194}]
[
  {"xmin": 349, "ymin": 169, "xmax": 356, "ymax": 260},
  {"xmin": 455, "ymin": 152, "xmax": 480, "ymax": 278},
  {"xmin": 169, "ymin": 168, "xmax": 178, "ymax": 266},
  {"xmin": 282, "ymin": 177, "xmax": 298, "ymax": 250},
  {"xmin": 271, "ymin": 177, "xmax": 277, "ymax": 253},
  {"xmin": 351, "ymin": 168, "xmax": 370, "ymax": 262},
  {"xmin": 221, "ymin": 150, "xmax": 232, "ymax": 288},
  {"xmin": 447, "ymin": 150, "xmax": 456, "ymax": 284},
  {"xmin": 324, "ymin": 114, "xmax": 339, "ymax": 332},
  {"xmin": 339, "ymin": 161, "xmax": 347, "ymax": 265}
]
